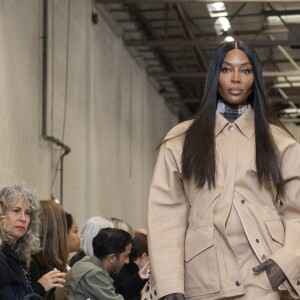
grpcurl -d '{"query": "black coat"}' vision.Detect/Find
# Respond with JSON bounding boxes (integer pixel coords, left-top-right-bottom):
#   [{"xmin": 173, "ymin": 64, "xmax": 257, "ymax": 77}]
[
  {"xmin": 68, "ymin": 249, "xmax": 86, "ymax": 267},
  {"xmin": 112, "ymin": 262, "xmax": 147, "ymax": 300},
  {"xmin": 0, "ymin": 243, "xmax": 44, "ymax": 300},
  {"xmin": 29, "ymin": 256, "xmax": 56, "ymax": 300}
]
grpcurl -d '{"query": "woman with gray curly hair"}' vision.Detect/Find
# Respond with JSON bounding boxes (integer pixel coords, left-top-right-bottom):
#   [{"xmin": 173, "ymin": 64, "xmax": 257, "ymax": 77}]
[
  {"xmin": 0, "ymin": 183, "xmax": 65, "ymax": 299},
  {"xmin": 0, "ymin": 203, "xmax": 7, "ymax": 246}
]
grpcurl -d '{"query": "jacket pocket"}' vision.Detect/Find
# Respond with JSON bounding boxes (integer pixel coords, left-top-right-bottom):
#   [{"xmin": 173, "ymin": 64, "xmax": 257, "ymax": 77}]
[
  {"xmin": 184, "ymin": 226, "xmax": 220, "ymax": 297},
  {"xmin": 265, "ymin": 219, "xmax": 284, "ymax": 252}
]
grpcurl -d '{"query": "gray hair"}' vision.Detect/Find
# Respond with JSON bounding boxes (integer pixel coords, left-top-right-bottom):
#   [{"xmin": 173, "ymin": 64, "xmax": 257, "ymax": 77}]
[
  {"xmin": 80, "ymin": 216, "xmax": 113, "ymax": 256},
  {"xmin": 0, "ymin": 183, "xmax": 41, "ymax": 263},
  {"xmin": 0, "ymin": 214, "xmax": 7, "ymax": 247}
]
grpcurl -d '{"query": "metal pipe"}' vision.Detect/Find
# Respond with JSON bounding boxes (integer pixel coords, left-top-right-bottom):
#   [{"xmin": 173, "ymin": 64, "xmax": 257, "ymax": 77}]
[{"xmin": 42, "ymin": 0, "xmax": 71, "ymax": 205}]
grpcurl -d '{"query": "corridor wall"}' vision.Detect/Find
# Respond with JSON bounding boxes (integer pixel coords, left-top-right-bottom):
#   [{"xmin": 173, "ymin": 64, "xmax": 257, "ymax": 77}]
[{"xmin": 0, "ymin": 0, "xmax": 178, "ymax": 228}]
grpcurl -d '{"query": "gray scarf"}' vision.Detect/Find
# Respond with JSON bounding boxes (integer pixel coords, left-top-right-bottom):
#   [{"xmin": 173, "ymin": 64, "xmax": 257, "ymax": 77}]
[{"xmin": 217, "ymin": 99, "xmax": 249, "ymax": 122}]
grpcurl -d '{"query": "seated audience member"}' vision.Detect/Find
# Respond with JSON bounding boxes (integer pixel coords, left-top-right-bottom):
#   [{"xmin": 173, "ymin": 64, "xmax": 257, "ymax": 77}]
[
  {"xmin": 30, "ymin": 200, "xmax": 68, "ymax": 300},
  {"xmin": 114, "ymin": 232, "xmax": 150, "ymax": 300},
  {"xmin": 0, "ymin": 183, "xmax": 64, "ymax": 299},
  {"xmin": 108, "ymin": 218, "xmax": 150, "ymax": 298},
  {"xmin": 65, "ymin": 212, "xmax": 80, "ymax": 256},
  {"xmin": 68, "ymin": 215, "xmax": 148, "ymax": 298},
  {"xmin": 0, "ymin": 203, "xmax": 7, "ymax": 246},
  {"xmin": 135, "ymin": 228, "xmax": 147, "ymax": 235},
  {"xmin": 109, "ymin": 217, "xmax": 134, "ymax": 237},
  {"xmin": 69, "ymin": 216, "xmax": 113, "ymax": 267},
  {"xmin": 55, "ymin": 227, "xmax": 132, "ymax": 300}
]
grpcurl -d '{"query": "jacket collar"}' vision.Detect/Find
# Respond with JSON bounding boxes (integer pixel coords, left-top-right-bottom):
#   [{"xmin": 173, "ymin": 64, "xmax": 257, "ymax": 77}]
[
  {"xmin": 215, "ymin": 105, "xmax": 255, "ymax": 139},
  {"xmin": 90, "ymin": 255, "xmax": 114, "ymax": 283},
  {"xmin": 2, "ymin": 243, "xmax": 24, "ymax": 264}
]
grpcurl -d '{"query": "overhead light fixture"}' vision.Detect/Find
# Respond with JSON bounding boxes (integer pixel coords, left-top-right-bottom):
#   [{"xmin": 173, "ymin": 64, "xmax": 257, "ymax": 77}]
[
  {"xmin": 224, "ymin": 36, "xmax": 235, "ymax": 42},
  {"xmin": 207, "ymin": 2, "xmax": 228, "ymax": 18},
  {"xmin": 214, "ymin": 17, "xmax": 231, "ymax": 36}
]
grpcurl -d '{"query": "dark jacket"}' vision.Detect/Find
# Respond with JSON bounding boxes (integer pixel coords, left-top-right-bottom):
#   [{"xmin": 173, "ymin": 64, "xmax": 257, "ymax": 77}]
[
  {"xmin": 30, "ymin": 256, "xmax": 56, "ymax": 300},
  {"xmin": 0, "ymin": 243, "xmax": 45, "ymax": 300},
  {"xmin": 68, "ymin": 249, "xmax": 86, "ymax": 268},
  {"xmin": 112, "ymin": 262, "xmax": 147, "ymax": 300}
]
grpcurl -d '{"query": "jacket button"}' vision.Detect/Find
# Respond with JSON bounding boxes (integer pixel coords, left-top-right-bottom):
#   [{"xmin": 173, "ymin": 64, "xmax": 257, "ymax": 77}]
[
  {"xmin": 235, "ymin": 280, "xmax": 241, "ymax": 286},
  {"xmin": 297, "ymin": 280, "xmax": 300, "ymax": 286},
  {"xmin": 228, "ymin": 125, "xmax": 234, "ymax": 131},
  {"xmin": 241, "ymin": 199, "xmax": 245, "ymax": 204},
  {"xmin": 256, "ymin": 239, "xmax": 259, "ymax": 243}
]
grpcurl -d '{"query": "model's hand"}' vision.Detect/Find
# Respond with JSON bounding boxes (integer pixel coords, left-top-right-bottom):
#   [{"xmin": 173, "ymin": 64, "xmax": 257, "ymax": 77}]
[
  {"xmin": 164, "ymin": 293, "xmax": 184, "ymax": 300},
  {"xmin": 253, "ymin": 259, "xmax": 286, "ymax": 290},
  {"xmin": 38, "ymin": 269, "xmax": 66, "ymax": 291},
  {"xmin": 139, "ymin": 261, "xmax": 150, "ymax": 280}
]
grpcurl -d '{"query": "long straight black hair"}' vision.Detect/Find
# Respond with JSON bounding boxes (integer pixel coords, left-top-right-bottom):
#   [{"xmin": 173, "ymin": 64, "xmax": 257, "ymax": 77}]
[{"xmin": 182, "ymin": 41, "xmax": 290, "ymax": 196}]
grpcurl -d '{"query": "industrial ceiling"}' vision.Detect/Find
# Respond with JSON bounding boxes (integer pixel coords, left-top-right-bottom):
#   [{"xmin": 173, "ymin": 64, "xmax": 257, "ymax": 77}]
[{"xmin": 96, "ymin": 1, "xmax": 300, "ymax": 123}]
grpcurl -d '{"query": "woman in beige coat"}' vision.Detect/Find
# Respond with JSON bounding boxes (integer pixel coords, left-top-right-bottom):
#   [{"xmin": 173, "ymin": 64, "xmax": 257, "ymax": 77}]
[{"xmin": 147, "ymin": 41, "xmax": 300, "ymax": 300}]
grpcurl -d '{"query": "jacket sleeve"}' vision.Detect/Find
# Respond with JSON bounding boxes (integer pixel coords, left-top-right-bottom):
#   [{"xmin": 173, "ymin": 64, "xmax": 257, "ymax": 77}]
[
  {"xmin": 29, "ymin": 258, "xmax": 46, "ymax": 296},
  {"xmin": 270, "ymin": 141, "xmax": 300, "ymax": 298},
  {"xmin": 0, "ymin": 258, "xmax": 25, "ymax": 300},
  {"xmin": 80, "ymin": 270, "xmax": 124, "ymax": 300},
  {"xmin": 147, "ymin": 141, "xmax": 190, "ymax": 299},
  {"xmin": 32, "ymin": 281, "xmax": 46, "ymax": 297}
]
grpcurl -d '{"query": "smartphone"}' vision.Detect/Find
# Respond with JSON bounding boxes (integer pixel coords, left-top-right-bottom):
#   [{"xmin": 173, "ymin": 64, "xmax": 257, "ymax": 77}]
[{"xmin": 147, "ymin": 271, "xmax": 151, "ymax": 292}]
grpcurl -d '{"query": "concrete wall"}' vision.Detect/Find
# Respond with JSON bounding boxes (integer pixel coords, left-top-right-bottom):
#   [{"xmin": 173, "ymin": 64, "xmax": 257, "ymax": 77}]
[
  {"xmin": 1, "ymin": 0, "xmax": 299, "ymax": 231},
  {"xmin": 0, "ymin": 0, "xmax": 178, "ymax": 229}
]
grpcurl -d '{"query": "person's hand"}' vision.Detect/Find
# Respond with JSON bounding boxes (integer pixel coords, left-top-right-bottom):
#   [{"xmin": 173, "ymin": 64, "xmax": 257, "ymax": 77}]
[
  {"xmin": 253, "ymin": 259, "xmax": 286, "ymax": 290},
  {"xmin": 37, "ymin": 269, "xmax": 66, "ymax": 291},
  {"xmin": 163, "ymin": 293, "xmax": 184, "ymax": 300},
  {"xmin": 139, "ymin": 261, "xmax": 150, "ymax": 280},
  {"xmin": 141, "ymin": 281, "xmax": 148, "ymax": 298}
]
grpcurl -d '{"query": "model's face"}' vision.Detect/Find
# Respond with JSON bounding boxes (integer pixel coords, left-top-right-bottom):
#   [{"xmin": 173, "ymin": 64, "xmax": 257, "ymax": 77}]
[
  {"xmin": 67, "ymin": 219, "xmax": 81, "ymax": 253},
  {"xmin": 218, "ymin": 49, "xmax": 254, "ymax": 106},
  {"xmin": 112, "ymin": 243, "xmax": 132, "ymax": 273},
  {"xmin": 6, "ymin": 199, "xmax": 31, "ymax": 245}
]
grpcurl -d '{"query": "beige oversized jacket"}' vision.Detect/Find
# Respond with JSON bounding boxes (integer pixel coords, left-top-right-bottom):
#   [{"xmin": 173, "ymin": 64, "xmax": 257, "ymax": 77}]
[{"xmin": 147, "ymin": 107, "xmax": 300, "ymax": 299}]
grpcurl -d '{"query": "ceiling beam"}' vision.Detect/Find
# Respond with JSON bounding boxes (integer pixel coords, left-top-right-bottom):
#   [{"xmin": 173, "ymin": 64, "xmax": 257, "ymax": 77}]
[
  {"xmin": 125, "ymin": 38, "xmax": 300, "ymax": 49},
  {"xmin": 116, "ymin": 10, "xmax": 300, "ymax": 23},
  {"xmin": 173, "ymin": 4, "xmax": 208, "ymax": 70},
  {"xmin": 96, "ymin": 0, "xmax": 300, "ymax": 3},
  {"xmin": 149, "ymin": 70, "xmax": 300, "ymax": 79}
]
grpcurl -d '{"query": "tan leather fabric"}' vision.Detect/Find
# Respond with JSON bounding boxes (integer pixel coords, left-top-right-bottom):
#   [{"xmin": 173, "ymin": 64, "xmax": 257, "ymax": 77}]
[{"xmin": 147, "ymin": 107, "xmax": 300, "ymax": 300}]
